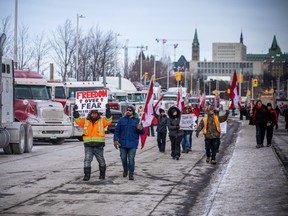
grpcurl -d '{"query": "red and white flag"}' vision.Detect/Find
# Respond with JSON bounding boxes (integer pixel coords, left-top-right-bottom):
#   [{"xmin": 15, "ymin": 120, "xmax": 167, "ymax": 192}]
[
  {"xmin": 140, "ymin": 80, "xmax": 154, "ymax": 149},
  {"xmin": 198, "ymin": 94, "xmax": 205, "ymax": 109},
  {"xmin": 229, "ymin": 71, "xmax": 242, "ymax": 109},
  {"xmin": 153, "ymin": 94, "xmax": 163, "ymax": 115},
  {"xmin": 176, "ymin": 90, "xmax": 185, "ymax": 112}
]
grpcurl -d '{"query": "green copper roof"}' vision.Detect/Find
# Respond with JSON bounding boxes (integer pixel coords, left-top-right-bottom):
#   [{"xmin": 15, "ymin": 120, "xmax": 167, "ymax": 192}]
[{"xmin": 193, "ymin": 29, "xmax": 199, "ymax": 45}]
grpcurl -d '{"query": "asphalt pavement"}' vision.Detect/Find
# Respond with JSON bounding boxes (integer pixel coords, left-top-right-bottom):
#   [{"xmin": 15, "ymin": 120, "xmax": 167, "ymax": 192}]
[{"xmin": 205, "ymin": 115, "xmax": 288, "ymax": 216}]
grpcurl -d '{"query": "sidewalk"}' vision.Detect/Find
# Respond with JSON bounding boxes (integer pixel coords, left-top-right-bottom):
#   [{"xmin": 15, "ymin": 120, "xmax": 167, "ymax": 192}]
[{"xmin": 207, "ymin": 120, "xmax": 288, "ymax": 216}]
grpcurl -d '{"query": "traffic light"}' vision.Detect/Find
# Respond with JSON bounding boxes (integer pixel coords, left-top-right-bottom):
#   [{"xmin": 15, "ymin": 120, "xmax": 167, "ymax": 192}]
[
  {"xmin": 144, "ymin": 72, "xmax": 148, "ymax": 79},
  {"xmin": 227, "ymin": 88, "xmax": 230, "ymax": 94},
  {"xmin": 175, "ymin": 71, "xmax": 181, "ymax": 81},
  {"xmin": 213, "ymin": 90, "xmax": 218, "ymax": 95},
  {"xmin": 237, "ymin": 73, "xmax": 243, "ymax": 83},
  {"xmin": 264, "ymin": 89, "xmax": 268, "ymax": 94},
  {"xmin": 151, "ymin": 75, "xmax": 155, "ymax": 82},
  {"xmin": 253, "ymin": 79, "xmax": 258, "ymax": 87}
]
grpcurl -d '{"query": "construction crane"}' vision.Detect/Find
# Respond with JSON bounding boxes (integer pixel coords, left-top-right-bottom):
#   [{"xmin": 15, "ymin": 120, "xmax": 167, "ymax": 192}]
[
  {"xmin": 155, "ymin": 38, "xmax": 191, "ymax": 60},
  {"xmin": 123, "ymin": 40, "xmax": 148, "ymax": 83}
]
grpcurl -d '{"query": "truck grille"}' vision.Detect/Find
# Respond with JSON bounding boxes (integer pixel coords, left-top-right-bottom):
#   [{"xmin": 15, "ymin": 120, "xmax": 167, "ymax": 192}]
[{"xmin": 41, "ymin": 108, "xmax": 63, "ymax": 122}]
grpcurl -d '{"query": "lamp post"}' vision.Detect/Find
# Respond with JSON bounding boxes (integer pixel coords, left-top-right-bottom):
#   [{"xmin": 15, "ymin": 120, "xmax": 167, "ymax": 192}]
[
  {"xmin": 114, "ymin": 33, "xmax": 121, "ymax": 77},
  {"xmin": 76, "ymin": 13, "xmax": 85, "ymax": 81},
  {"xmin": 139, "ymin": 45, "xmax": 148, "ymax": 84},
  {"xmin": 153, "ymin": 55, "xmax": 158, "ymax": 80}
]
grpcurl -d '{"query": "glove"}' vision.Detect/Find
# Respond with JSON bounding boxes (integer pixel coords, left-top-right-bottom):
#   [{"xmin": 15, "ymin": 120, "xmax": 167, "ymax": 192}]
[
  {"xmin": 226, "ymin": 110, "xmax": 229, "ymax": 115},
  {"xmin": 105, "ymin": 104, "xmax": 111, "ymax": 118},
  {"xmin": 114, "ymin": 141, "xmax": 120, "ymax": 149},
  {"xmin": 136, "ymin": 124, "xmax": 143, "ymax": 130},
  {"xmin": 73, "ymin": 104, "xmax": 78, "ymax": 111},
  {"xmin": 176, "ymin": 125, "xmax": 180, "ymax": 130},
  {"xmin": 275, "ymin": 124, "xmax": 278, "ymax": 130},
  {"xmin": 196, "ymin": 131, "xmax": 199, "ymax": 138}
]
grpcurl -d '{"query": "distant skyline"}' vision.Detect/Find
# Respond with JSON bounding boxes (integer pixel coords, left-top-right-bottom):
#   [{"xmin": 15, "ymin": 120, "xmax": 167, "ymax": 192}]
[{"xmin": 1, "ymin": 0, "xmax": 288, "ymax": 63}]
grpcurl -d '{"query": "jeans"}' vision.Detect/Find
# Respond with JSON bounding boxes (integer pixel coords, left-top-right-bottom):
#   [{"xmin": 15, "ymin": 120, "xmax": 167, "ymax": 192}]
[
  {"xmin": 182, "ymin": 134, "xmax": 191, "ymax": 151},
  {"xmin": 157, "ymin": 132, "xmax": 167, "ymax": 152},
  {"xmin": 169, "ymin": 135, "xmax": 183, "ymax": 158},
  {"xmin": 119, "ymin": 147, "xmax": 137, "ymax": 177},
  {"xmin": 148, "ymin": 125, "xmax": 155, "ymax": 136},
  {"xmin": 84, "ymin": 146, "xmax": 106, "ymax": 169},
  {"xmin": 266, "ymin": 125, "xmax": 274, "ymax": 145},
  {"xmin": 256, "ymin": 123, "xmax": 266, "ymax": 145},
  {"xmin": 205, "ymin": 138, "xmax": 219, "ymax": 161}
]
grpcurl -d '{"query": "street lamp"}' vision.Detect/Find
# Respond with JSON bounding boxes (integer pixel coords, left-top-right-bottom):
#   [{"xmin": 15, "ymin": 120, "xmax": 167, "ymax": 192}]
[
  {"xmin": 114, "ymin": 33, "xmax": 121, "ymax": 77},
  {"xmin": 76, "ymin": 13, "xmax": 85, "ymax": 81},
  {"xmin": 153, "ymin": 55, "xmax": 158, "ymax": 79}
]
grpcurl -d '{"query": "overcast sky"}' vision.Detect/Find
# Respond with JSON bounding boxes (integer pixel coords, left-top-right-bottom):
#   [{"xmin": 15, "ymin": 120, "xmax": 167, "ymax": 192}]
[{"xmin": 1, "ymin": 0, "xmax": 288, "ymax": 63}]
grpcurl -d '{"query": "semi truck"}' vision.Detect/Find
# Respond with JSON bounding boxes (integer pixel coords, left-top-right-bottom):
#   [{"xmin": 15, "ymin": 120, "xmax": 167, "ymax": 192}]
[
  {"xmin": 0, "ymin": 57, "xmax": 33, "ymax": 154},
  {"xmin": 14, "ymin": 70, "xmax": 72, "ymax": 145}
]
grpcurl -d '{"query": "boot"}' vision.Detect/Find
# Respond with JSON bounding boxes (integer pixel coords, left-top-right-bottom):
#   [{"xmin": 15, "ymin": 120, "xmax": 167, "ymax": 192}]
[
  {"xmin": 83, "ymin": 167, "xmax": 91, "ymax": 181},
  {"xmin": 99, "ymin": 166, "xmax": 106, "ymax": 180}
]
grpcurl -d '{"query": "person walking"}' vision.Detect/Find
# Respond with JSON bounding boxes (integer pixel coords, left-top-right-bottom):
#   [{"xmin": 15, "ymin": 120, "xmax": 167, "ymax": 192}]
[
  {"xmin": 73, "ymin": 104, "xmax": 112, "ymax": 181},
  {"xmin": 250, "ymin": 100, "xmax": 267, "ymax": 148},
  {"xmin": 266, "ymin": 103, "xmax": 278, "ymax": 147},
  {"xmin": 167, "ymin": 106, "xmax": 184, "ymax": 160},
  {"xmin": 155, "ymin": 108, "xmax": 167, "ymax": 153},
  {"xmin": 113, "ymin": 105, "xmax": 145, "ymax": 180},
  {"xmin": 181, "ymin": 105, "xmax": 193, "ymax": 153},
  {"xmin": 196, "ymin": 106, "xmax": 229, "ymax": 164}
]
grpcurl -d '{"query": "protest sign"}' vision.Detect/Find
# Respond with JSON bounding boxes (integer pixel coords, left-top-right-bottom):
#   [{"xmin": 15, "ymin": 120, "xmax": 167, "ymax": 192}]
[
  {"xmin": 220, "ymin": 121, "xmax": 227, "ymax": 134},
  {"xmin": 179, "ymin": 114, "xmax": 197, "ymax": 131},
  {"xmin": 75, "ymin": 89, "xmax": 108, "ymax": 117}
]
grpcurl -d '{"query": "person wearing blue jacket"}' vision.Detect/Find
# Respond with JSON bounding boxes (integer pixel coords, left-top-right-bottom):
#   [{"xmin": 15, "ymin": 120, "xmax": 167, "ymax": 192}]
[{"xmin": 113, "ymin": 105, "xmax": 145, "ymax": 180}]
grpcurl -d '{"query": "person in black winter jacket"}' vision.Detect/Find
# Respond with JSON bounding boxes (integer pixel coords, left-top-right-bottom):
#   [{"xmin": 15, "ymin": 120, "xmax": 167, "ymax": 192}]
[
  {"xmin": 155, "ymin": 108, "xmax": 167, "ymax": 153},
  {"xmin": 266, "ymin": 103, "xmax": 278, "ymax": 147},
  {"xmin": 251, "ymin": 100, "xmax": 267, "ymax": 148},
  {"xmin": 167, "ymin": 106, "xmax": 184, "ymax": 160}
]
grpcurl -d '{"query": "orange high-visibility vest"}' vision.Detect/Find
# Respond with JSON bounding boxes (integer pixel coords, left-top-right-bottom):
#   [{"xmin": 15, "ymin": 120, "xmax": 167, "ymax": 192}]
[{"xmin": 203, "ymin": 115, "xmax": 221, "ymax": 135}]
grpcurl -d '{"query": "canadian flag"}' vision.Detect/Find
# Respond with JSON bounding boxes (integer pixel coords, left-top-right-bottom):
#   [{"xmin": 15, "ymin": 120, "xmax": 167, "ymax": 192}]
[
  {"xmin": 140, "ymin": 80, "xmax": 154, "ymax": 149},
  {"xmin": 153, "ymin": 94, "xmax": 163, "ymax": 115},
  {"xmin": 229, "ymin": 71, "xmax": 242, "ymax": 109},
  {"xmin": 176, "ymin": 90, "xmax": 185, "ymax": 112}
]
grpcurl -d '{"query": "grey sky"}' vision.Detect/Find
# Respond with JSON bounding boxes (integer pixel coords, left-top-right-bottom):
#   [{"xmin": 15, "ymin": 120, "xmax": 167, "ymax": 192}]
[{"xmin": 1, "ymin": 0, "xmax": 288, "ymax": 62}]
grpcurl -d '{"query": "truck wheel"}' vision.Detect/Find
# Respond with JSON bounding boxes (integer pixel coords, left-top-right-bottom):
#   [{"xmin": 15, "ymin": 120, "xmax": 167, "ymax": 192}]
[
  {"xmin": 12, "ymin": 124, "xmax": 25, "ymax": 154},
  {"xmin": 24, "ymin": 124, "xmax": 33, "ymax": 153},
  {"xmin": 51, "ymin": 138, "xmax": 65, "ymax": 145}
]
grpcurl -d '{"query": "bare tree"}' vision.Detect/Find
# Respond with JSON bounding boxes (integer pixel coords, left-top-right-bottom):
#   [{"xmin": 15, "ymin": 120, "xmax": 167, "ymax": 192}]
[
  {"xmin": 17, "ymin": 24, "xmax": 33, "ymax": 70},
  {"xmin": 50, "ymin": 19, "xmax": 75, "ymax": 81},
  {"xmin": 0, "ymin": 16, "xmax": 13, "ymax": 58},
  {"xmin": 31, "ymin": 32, "xmax": 50, "ymax": 74},
  {"xmin": 78, "ymin": 35, "xmax": 93, "ymax": 81},
  {"xmin": 89, "ymin": 27, "xmax": 103, "ymax": 81}
]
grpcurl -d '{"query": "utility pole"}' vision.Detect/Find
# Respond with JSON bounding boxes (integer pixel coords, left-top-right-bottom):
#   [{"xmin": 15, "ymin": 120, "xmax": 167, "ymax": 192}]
[
  {"xmin": 13, "ymin": 0, "xmax": 18, "ymax": 69},
  {"xmin": 76, "ymin": 13, "xmax": 85, "ymax": 81}
]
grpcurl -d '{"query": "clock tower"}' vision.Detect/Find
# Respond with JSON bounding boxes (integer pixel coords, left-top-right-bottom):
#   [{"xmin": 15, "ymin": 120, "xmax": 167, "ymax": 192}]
[{"xmin": 192, "ymin": 29, "xmax": 200, "ymax": 61}]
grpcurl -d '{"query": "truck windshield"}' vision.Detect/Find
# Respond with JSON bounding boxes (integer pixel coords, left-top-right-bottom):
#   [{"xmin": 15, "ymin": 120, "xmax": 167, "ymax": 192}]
[
  {"xmin": 55, "ymin": 86, "xmax": 66, "ymax": 99},
  {"xmin": 116, "ymin": 96, "xmax": 127, "ymax": 102},
  {"xmin": 15, "ymin": 85, "xmax": 50, "ymax": 100},
  {"xmin": 163, "ymin": 96, "xmax": 177, "ymax": 101},
  {"xmin": 188, "ymin": 98, "xmax": 200, "ymax": 104}
]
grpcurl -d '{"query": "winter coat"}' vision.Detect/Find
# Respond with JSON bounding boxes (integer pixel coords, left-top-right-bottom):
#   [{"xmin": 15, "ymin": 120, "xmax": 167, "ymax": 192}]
[
  {"xmin": 156, "ymin": 114, "xmax": 168, "ymax": 133},
  {"xmin": 197, "ymin": 112, "xmax": 228, "ymax": 139},
  {"xmin": 113, "ymin": 113, "xmax": 145, "ymax": 149},
  {"xmin": 74, "ymin": 115, "xmax": 112, "ymax": 147},
  {"xmin": 266, "ymin": 109, "xmax": 278, "ymax": 127},
  {"xmin": 167, "ymin": 106, "xmax": 184, "ymax": 137},
  {"xmin": 251, "ymin": 105, "xmax": 267, "ymax": 125}
]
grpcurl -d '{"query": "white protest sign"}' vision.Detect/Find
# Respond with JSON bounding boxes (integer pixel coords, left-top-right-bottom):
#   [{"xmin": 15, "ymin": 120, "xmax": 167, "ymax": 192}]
[
  {"xmin": 75, "ymin": 89, "xmax": 108, "ymax": 117},
  {"xmin": 220, "ymin": 121, "xmax": 227, "ymax": 134},
  {"xmin": 179, "ymin": 114, "xmax": 197, "ymax": 131}
]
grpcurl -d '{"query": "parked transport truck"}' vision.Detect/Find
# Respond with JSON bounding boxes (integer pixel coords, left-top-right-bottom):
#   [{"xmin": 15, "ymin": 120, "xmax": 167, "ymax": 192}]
[
  {"xmin": 0, "ymin": 57, "xmax": 33, "ymax": 153},
  {"xmin": 14, "ymin": 70, "xmax": 72, "ymax": 144}
]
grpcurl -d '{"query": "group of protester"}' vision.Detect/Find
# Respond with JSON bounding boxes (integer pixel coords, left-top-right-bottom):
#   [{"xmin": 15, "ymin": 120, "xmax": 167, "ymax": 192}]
[
  {"xmin": 72, "ymin": 102, "xmax": 230, "ymax": 181},
  {"xmin": 249, "ymin": 100, "xmax": 279, "ymax": 148}
]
